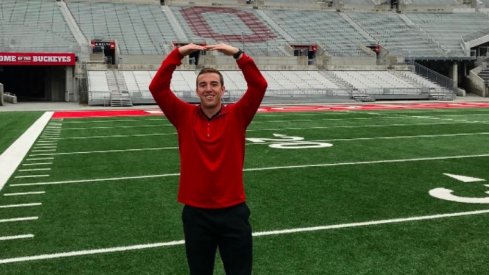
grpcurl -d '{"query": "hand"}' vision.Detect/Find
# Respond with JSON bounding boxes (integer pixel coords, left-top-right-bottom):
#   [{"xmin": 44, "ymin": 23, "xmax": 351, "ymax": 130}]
[
  {"xmin": 178, "ymin": 43, "xmax": 206, "ymax": 56},
  {"xmin": 205, "ymin": 43, "xmax": 240, "ymax": 57}
]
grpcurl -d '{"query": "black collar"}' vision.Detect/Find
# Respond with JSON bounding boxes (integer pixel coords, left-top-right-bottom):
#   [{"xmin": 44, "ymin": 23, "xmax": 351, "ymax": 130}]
[{"xmin": 199, "ymin": 105, "xmax": 223, "ymax": 120}]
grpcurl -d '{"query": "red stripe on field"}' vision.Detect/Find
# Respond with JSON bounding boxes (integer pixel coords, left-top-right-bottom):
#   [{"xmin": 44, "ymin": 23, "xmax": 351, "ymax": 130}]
[
  {"xmin": 52, "ymin": 102, "xmax": 489, "ymax": 119},
  {"xmin": 258, "ymin": 102, "xmax": 489, "ymax": 112}
]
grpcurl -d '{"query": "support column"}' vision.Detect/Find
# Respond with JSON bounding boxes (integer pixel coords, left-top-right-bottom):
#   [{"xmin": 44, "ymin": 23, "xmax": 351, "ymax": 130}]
[
  {"xmin": 449, "ymin": 62, "xmax": 458, "ymax": 88},
  {"xmin": 0, "ymin": 83, "xmax": 4, "ymax": 106},
  {"xmin": 65, "ymin": 66, "xmax": 75, "ymax": 102},
  {"xmin": 448, "ymin": 62, "xmax": 465, "ymax": 96}
]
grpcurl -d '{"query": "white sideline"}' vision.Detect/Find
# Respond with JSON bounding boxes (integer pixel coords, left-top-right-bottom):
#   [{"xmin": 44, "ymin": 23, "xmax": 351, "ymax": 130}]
[
  {"xmin": 0, "ymin": 112, "xmax": 53, "ymax": 192},
  {"xmin": 0, "ymin": 209, "xmax": 488, "ymax": 264},
  {"xmin": 10, "ymin": 153, "xmax": 489, "ymax": 187}
]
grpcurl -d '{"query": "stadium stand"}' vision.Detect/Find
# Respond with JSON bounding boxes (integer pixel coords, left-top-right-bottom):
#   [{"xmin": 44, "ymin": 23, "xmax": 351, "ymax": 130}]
[
  {"xmin": 2, "ymin": 0, "xmax": 489, "ymax": 106},
  {"xmin": 406, "ymin": 12, "xmax": 489, "ymax": 57},
  {"xmin": 67, "ymin": 0, "xmax": 178, "ymax": 55},
  {"xmin": 170, "ymin": 6, "xmax": 288, "ymax": 56},
  {"xmin": 347, "ymin": 11, "xmax": 445, "ymax": 58},
  {"xmin": 0, "ymin": 0, "xmax": 79, "ymax": 53},
  {"xmin": 263, "ymin": 9, "xmax": 376, "ymax": 57}
]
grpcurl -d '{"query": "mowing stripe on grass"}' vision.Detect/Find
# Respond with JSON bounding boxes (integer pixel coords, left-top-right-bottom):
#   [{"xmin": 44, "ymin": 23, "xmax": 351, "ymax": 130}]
[
  {"xmin": 1, "ymin": 209, "xmax": 488, "ymax": 264},
  {"xmin": 0, "ymin": 217, "xmax": 38, "ymax": 223},
  {"xmin": 10, "ymin": 153, "xmax": 489, "ymax": 187},
  {"xmin": 0, "ymin": 112, "xmax": 53, "ymax": 192},
  {"xmin": 0, "ymin": 203, "xmax": 42, "ymax": 208},
  {"xmin": 0, "ymin": 234, "xmax": 34, "ymax": 241}
]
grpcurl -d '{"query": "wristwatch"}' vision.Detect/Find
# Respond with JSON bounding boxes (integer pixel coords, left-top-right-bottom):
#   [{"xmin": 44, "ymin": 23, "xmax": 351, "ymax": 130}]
[{"xmin": 233, "ymin": 49, "xmax": 243, "ymax": 59}]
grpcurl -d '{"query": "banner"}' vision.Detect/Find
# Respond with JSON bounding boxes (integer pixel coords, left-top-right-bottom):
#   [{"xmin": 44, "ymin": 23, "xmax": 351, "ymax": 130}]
[{"xmin": 0, "ymin": 52, "xmax": 76, "ymax": 66}]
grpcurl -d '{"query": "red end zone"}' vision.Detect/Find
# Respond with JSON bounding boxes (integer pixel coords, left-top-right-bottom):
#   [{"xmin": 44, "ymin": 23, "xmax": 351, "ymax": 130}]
[{"xmin": 52, "ymin": 102, "xmax": 489, "ymax": 119}]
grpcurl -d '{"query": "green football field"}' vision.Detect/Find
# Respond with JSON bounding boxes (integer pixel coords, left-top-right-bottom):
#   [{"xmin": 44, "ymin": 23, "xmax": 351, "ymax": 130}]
[{"xmin": 1, "ymin": 107, "xmax": 489, "ymax": 274}]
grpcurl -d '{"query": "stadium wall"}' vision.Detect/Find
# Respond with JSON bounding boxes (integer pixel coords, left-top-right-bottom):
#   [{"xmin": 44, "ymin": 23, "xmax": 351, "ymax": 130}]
[
  {"xmin": 468, "ymin": 64, "xmax": 489, "ymax": 97},
  {"xmin": 118, "ymin": 54, "xmax": 321, "ymax": 70}
]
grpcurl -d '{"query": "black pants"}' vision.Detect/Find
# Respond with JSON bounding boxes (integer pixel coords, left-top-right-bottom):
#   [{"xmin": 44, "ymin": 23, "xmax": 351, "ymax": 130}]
[{"xmin": 182, "ymin": 203, "xmax": 252, "ymax": 275}]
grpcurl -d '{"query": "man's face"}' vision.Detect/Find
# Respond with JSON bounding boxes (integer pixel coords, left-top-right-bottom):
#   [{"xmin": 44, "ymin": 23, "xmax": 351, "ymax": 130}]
[{"xmin": 196, "ymin": 72, "xmax": 225, "ymax": 110}]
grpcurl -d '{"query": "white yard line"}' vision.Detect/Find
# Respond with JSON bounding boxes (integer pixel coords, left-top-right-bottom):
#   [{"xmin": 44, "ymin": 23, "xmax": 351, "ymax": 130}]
[
  {"xmin": 244, "ymin": 153, "xmax": 489, "ymax": 172},
  {"xmin": 21, "ymin": 162, "xmax": 53, "ymax": 166},
  {"xmin": 61, "ymin": 125, "xmax": 165, "ymax": 130},
  {"xmin": 0, "ymin": 217, "xmax": 38, "ymax": 223},
  {"xmin": 32, "ymin": 147, "xmax": 57, "ymax": 150},
  {"xmin": 3, "ymin": 191, "xmax": 45, "ymax": 196},
  {"xmin": 14, "ymin": 175, "xmax": 50, "ymax": 179},
  {"xmin": 20, "ymin": 131, "xmax": 489, "ymax": 157},
  {"xmin": 252, "ymin": 209, "xmax": 489, "ymax": 236},
  {"xmin": 52, "ymin": 121, "xmax": 482, "ymax": 140},
  {"xmin": 18, "ymin": 168, "xmax": 51, "ymax": 172},
  {"xmin": 0, "ymin": 209, "xmax": 488, "ymax": 264},
  {"xmin": 48, "ymin": 133, "xmax": 176, "ymax": 140},
  {"xmin": 246, "ymin": 121, "xmax": 479, "ymax": 133},
  {"xmin": 62, "ymin": 119, "xmax": 170, "ymax": 124},
  {"xmin": 0, "ymin": 234, "xmax": 34, "ymax": 241},
  {"xmin": 9, "ymin": 153, "xmax": 489, "ymax": 187},
  {"xmin": 0, "ymin": 112, "xmax": 53, "ymax": 192},
  {"xmin": 0, "ymin": 203, "xmax": 42, "ymax": 209},
  {"xmin": 306, "ymin": 132, "xmax": 489, "ymax": 143},
  {"xmin": 11, "ymin": 174, "xmax": 179, "ymax": 187},
  {"xmin": 28, "ymin": 147, "xmax": 178, "ymax": 157},
  {"xmin": 25, "ymin": 158, "xmax": 54, "ymax": 161},
  {"xmin": 31, "ymin": 150, "xmax": 56, "ymax": 153}
]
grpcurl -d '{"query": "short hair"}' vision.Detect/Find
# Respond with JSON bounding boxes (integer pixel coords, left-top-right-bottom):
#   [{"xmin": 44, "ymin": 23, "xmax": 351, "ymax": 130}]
[{"xmin": 196, "ymin": 67, "xmax": 224, "ymax": 86}]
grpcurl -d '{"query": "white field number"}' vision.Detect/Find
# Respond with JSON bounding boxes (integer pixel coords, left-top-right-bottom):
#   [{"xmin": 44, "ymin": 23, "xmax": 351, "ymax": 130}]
[
  {"xmin": 246, "ymin": 134, "xmax": 333, "ymax": 149},
  {"xmin": 429, "ymin": 174, "xmax": 489, "ymax": 204}
]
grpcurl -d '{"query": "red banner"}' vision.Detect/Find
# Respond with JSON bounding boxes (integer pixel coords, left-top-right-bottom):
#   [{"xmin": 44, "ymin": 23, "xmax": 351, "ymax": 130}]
[{"xmin": 0, "ymin": 52, "xmax": 76, "ymax": 66}]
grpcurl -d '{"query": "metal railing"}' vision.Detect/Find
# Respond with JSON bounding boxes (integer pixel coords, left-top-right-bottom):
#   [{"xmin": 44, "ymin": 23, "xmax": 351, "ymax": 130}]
[{"xmin": 410, "ymin": 61, "xmax": 454, "ymax": 91}]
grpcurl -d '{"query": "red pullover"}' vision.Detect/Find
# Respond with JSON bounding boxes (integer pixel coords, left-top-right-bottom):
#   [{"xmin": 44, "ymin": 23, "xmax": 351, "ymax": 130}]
[{"xmin": 149, "ymin": 49, "xmax": 267, "ymax": 209}]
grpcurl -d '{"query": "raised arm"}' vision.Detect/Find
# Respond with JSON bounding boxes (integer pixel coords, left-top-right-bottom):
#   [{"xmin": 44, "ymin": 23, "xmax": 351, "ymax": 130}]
[
  {"xmin": 207, "ymin": 44, "xmax": 268, "ymax": 127},
  {"xmin": 149, "ymin": 43, "xmax": 206, "ymax": 126}
]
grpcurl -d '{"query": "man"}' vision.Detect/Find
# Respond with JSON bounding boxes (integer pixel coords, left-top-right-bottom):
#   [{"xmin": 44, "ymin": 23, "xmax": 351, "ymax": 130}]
[{"xmin": 149, "ymin": 43, "xmax": 267, "ymax": 275}]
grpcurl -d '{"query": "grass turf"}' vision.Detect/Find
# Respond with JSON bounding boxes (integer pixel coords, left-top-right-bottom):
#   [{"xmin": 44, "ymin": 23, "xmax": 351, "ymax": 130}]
[{"xmin": 1, "ymin": 108, "xmax": 489, "ymax": 274}]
